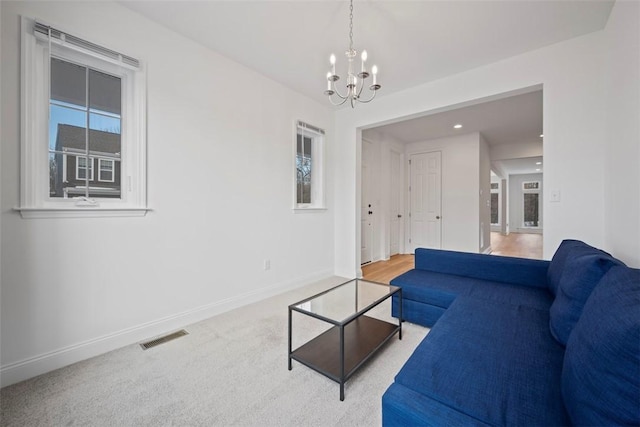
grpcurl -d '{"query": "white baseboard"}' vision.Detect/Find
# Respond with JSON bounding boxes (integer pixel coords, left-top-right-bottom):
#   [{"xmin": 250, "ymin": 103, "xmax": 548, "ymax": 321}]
[
  {"xmin": 0, "ymin": 269, "xmax": 333, "ymax": 388},
  {"xmin": 482, "ymin": 246, "xmax": 493, "ymax": 254}
]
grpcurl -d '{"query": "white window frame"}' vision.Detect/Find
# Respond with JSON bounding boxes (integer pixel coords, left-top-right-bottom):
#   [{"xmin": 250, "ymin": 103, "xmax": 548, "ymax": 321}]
[
  {"xmin": 75, "ymin": 156, "xmax": 95, "ymax": 181},
  {"xmin": 522, "ymin": 182, "xmax": 541, "ymax": 228},
  {"xmin": 98, "ymin": 158, "xmax": 115, "ymax": 183},
  {"xmin": 294, "ymin": 121, "xmax": 326, "ymax": 211},
  {"xmin": 490, "ymin": 181, "xmax": 501, "ymax": 226},
  {"xmin": 18, "ymin": 17, "xmax": 147, "ymax": 218}
]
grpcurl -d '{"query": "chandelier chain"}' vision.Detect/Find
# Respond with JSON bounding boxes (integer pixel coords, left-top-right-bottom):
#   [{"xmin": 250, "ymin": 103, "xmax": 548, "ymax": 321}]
[{"xmin": 349, "ymin": 0, "xmax": 354, "ymax": 52}]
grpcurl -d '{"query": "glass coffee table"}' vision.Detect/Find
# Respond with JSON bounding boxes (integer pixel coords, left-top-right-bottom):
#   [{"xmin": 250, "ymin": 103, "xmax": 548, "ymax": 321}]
[{"xmin": 288, "ymin": 278, "xmax": 402, "ymax": 401}]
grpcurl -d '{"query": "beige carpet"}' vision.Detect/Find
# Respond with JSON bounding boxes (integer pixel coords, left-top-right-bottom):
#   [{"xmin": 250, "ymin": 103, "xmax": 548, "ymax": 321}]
[{"xmin": 0, "ymin": 277, "xmax": 428, "ymax": 426}]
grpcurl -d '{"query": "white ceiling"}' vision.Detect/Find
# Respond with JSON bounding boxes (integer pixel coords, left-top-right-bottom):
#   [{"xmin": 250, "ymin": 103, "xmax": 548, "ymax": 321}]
[
  {"xmin": 366, "ymin": 89, "xmax": 543, "ymax": 145},
  {"xmin": 120, "ymin": 0, "xmax": 614, "ymax": 105},
  {"xmin": 366, "ymin": 89, "xmax": 544, "ymax": 176},
  {"xmin": 119, "ymin": 1, "xmax": 612, "ymax": 176}
]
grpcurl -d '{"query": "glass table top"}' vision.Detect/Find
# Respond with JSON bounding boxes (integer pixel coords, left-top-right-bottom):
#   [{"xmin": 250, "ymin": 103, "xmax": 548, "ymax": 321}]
[{"xmin": 290, "ymin": 279, "xmax": 399, "ymax": 324}]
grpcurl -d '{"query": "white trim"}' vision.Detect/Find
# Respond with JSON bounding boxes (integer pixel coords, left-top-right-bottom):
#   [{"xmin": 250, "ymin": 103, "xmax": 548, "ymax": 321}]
[
  {"xmin": 15, "ymin": 207, "xmax": 150, "ymax": 219},
  {"xmin": 0, "ymin": 269, "xmax": 334, "ymax": 387}
]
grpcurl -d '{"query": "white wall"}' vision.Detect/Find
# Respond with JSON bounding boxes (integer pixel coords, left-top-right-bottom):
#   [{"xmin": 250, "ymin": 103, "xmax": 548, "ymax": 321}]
[
  {"xmin": 405, "ymin": 133, "xmax": 481, "ymax": 253},
  {"xmin": 509, "ymin": 173, "xmax": 544, "ymax": 234},
  {"xmin": 479, "ymin": 135, "xmax": 491, "ymax": 252},
  {"xmin": 603, "ymin": 0, "xmax": 640, "ymax": 267},
  {"xmin": 335, "ymin": 26, "xmax": 617, "ymax": 277},
  {"xmin": 1, "ymin": 1, "xmax": 334, "ymax": 386}
]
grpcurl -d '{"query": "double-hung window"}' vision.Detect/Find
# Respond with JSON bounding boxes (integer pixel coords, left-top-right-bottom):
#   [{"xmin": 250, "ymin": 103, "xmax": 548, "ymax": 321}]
[
  {"xmin": 295, "ymin": 121, "xmax": 325, "ymax": 210},
  {"xmin": 19, "ymin": 17, "xmax": 147, "ymax": 217}
]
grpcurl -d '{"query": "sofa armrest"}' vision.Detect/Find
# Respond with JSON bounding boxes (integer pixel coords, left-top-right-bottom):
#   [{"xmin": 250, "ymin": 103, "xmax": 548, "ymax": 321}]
[
  {"xmin": 382, "ymin": 383, "xmax": 491, "ymax": 427},
  {"xmin": 415, "ymin": 248, "xmax": 550, "ymax": 288}
]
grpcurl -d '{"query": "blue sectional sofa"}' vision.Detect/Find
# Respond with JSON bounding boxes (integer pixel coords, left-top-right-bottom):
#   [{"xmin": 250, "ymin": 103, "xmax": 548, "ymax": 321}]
[{"xmin": 383, "ymin": 240, "xmax": 640, "ymax": 426}]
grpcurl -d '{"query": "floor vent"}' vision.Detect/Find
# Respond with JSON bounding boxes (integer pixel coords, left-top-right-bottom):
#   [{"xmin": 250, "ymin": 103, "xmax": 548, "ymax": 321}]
[{"xmin": 140, "ymin": 330, "xmax": 188, "ymax": 350}]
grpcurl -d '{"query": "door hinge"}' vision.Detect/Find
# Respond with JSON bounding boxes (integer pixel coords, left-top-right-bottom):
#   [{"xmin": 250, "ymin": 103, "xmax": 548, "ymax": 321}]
[
  {"xmin": 409, "ymin": 159, "xmax": 412, "ymax": 165},
  {"xmin": 409, "ymin": 238, "xmax": 412, "ymax": 243}
]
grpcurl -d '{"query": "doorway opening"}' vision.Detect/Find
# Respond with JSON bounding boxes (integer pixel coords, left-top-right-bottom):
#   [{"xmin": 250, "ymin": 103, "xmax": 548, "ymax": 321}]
[{"xmin": 357, "ymin": 86, "xmax": 544, "ymax": 275}]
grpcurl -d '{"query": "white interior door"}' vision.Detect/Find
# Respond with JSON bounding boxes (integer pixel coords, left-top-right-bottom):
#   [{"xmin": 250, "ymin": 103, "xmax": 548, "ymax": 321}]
[
  {"xmin": 409, "ymin": 151, "xmax": 442, "ymax": 251},
  {"xmin": 361, "ymin": 140, "xmax": 373, "ymax": 264},
  {"xmin": 389, "ymin": 150, "xmax": 401, "ymax": 256}
]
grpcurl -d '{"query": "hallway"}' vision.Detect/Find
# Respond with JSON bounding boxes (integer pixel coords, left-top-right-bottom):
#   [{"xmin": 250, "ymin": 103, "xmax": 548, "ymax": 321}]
[{"xmin": 362, "ymin": 232, "xmax": 543, "ymax": 284}]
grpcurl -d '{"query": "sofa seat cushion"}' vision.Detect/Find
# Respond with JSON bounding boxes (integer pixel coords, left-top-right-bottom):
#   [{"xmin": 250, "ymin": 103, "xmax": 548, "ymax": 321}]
[
  {"xmin": 390, "ymin": 269, "xmax": 472, "ymax": 308},
  {"xmin": 549, "ymin": 243, "xmax": 625, "ymax": 345},
  {"xmin": 562, "ymin": 266, "xmax": 640, "ymax": 425},
  {"xmin": 391, "ymin": 269, "xmax": 552, "ymax": 311},
  {"xmin": 394, "ymin": 297, "xmax": 569, "ymax": 426}
]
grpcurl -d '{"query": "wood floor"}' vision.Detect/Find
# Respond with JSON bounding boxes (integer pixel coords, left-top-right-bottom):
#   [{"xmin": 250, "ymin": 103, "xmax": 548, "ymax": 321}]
[
  {"xmin": 489, "ymin": 232, "xmax": 543, "ymax": 259},
  {"xmin": 362, "ymin": 232, "xmax": 543, "ymax": 284}
]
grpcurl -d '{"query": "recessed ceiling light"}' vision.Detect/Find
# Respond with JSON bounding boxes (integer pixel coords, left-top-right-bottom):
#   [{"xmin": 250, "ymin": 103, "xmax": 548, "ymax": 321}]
[
  {"xmin": 540, "ymin": 134, "xmax": 544, "ymax": 138},
  {"xmin": 454, "ymin": 124, "xmax": 463, "ymax": 129},
  {"xmin": 536, "ymin": 162, "xmax": 542, "ymax": 165}
]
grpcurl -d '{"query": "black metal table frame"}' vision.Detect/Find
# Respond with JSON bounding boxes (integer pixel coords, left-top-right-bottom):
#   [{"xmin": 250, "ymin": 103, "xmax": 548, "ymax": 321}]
[{"xmin": 288, "ymin": 279, "xmax": 402, "ymax": 401}]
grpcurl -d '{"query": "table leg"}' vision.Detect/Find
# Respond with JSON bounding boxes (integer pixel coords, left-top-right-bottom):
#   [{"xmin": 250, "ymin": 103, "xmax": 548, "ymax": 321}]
[
  {"xmin": 288, "ymin": 308, "xmax": 292, "ymax": 370},
  {"xmin": 340, "ymin": 325, "xmax": 345, "ymax": 401}
]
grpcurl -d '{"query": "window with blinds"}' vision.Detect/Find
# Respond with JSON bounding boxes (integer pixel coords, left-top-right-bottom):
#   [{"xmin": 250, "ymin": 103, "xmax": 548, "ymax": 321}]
[{"xmin": 19, "ymin": 17, "xmax": 147, "ymax": 217}]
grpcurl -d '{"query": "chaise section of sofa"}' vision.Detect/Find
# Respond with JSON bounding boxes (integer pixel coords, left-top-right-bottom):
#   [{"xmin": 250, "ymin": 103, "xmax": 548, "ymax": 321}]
[
  {"xmin": 390, "ymin": 248, "xmax": 552, "ymax": 327},
  {"xmin": 383, "ymin": 240, "xmax": 640, "ymax": 426}
]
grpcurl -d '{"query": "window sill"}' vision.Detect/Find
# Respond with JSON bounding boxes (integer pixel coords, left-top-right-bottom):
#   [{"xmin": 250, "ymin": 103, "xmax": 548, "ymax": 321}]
[
  {"xmin": 14, "ymin": 207, "xmax": 151, "ymax": 219},
  {"xmin": 293, "ymin": 207, "xmax": 327, "ymax": 213}
]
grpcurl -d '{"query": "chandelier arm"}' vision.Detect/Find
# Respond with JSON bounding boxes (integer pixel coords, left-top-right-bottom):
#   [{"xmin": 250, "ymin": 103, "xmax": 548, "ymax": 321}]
[
  {"xmin": 328, "ymin": 94, "xmax": 349, "ymax": 106},
  {"xmin": 355, "ymin": 78, "xmax": 367, "ymax": 99},
  {"xmin": 356, "ymin": 89, "xmax": 378, "ymax": 104},
  {"xmin": 331, "ymin": 81, "xmax": 350, "ymax": 100}
]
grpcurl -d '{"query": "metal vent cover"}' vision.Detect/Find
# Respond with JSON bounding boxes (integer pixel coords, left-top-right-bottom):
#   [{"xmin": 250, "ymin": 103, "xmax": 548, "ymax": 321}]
[{"xmin": 140, "ymin": 329, "xmax": 188, "ymax": 350}]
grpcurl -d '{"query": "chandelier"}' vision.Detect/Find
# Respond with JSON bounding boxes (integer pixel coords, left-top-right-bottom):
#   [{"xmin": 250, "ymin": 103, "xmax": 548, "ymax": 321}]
[{"xmin": 324, "ymin": 0, "xmax": 380, "ymax": 108}]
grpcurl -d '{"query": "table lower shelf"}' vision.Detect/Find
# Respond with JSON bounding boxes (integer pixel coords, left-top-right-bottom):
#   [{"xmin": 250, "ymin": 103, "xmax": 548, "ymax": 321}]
[{"xmin": 290, "ymin": 315, "xmax": 399, "ymax": 382}]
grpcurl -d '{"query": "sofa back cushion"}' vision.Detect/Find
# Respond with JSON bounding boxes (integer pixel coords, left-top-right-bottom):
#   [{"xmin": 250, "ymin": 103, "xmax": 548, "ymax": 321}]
[
  {"xmin": 562, "ymin": 266, "xmax": 640, "ymax": 425},
  {"xmin": 549, "ymin": 242, "xmax": 624, "ymax": 345},
  {"xmin": 547, "ymin": 239, "xmax": 584, "ymax": 296}
]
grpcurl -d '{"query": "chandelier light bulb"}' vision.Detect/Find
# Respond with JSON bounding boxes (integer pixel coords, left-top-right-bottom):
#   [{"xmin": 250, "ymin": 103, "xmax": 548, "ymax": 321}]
[
  {"xmin": 372, "ymin": 65, "xmax": 378, "ymax": 85},
  {"xmin": 326, "ymin": 72, "xmax": 332, "ymax": 90},
  {"xmin": 361, "ymin": 50, "xmax": 368, "ymax": 73},
  {"xmin": 330, "ymin": 54, "xmax": 336, "ymax": 65}
]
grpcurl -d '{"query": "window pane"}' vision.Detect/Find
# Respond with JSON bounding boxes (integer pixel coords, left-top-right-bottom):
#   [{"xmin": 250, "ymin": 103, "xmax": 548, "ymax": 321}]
[
  {"xmin": 296, "ymin": 134, "xmax": 312, "ymax": 204},
  {"xmin": 51, "ymin": 58, "xmax": 86, "ymax": 107},
  {"xmin": 49, "ymin": 152, "xmax": 62, "ymax": 197},
  {"xmin": 524, "ymin": 193, "xmax": 539, "ymax": 227},
  {"xmin": 49, "ymin": 105, "xmax": 89, "ymax": 198},
  {"xmin": 89, "ymin": 69, "xmax": 121, "ymax": 115},
  {"xmin": 491, "ymin": 193, "xmax": 499, "ymax": 225}
]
